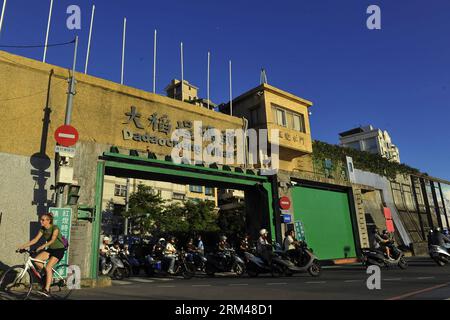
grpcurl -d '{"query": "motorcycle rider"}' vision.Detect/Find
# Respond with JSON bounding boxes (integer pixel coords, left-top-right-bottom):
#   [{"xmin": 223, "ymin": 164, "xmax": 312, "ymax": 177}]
[
  {"xmin": 257, "ymin": 229, "xmax": 274, "ymax": 265},
  {"xmin": 238, "ymin": 234, "xmax": 250, "ymax": 256},
  {"xmin": 373, "ymin": 228, "xmax": 394, "ymax": 260},
  {"xmin": 110, "ymin": 241, "xmax": 121, "ymax": 255},
  {"xmin": 283, "ymin": 230, "xmax": 301, "ymax": 262},
  {"xmin": 164, "ymin": 236, "xmax": 177, "ymax": 275},
  {"xmin": 99, "ymin": 236, "xmax": 111, "ymax": 272},
  {"xmin": 431, "ymin": 227, "xmax": 450, "ymax": 250},
  {"xmin": 217, "ymin": 235, "xmax": 231, "ymax": 267},
  {"xmin": 196, "ymin": 235, "xmax": 205, "ymax": 256},
  {"xmin": 153, "ymin": 238, "xmax": 166, "ymax": 259}
]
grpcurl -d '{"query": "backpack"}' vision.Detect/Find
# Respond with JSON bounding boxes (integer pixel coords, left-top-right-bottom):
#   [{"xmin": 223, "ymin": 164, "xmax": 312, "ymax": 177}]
[{"xmin": 61, "ymin": 235, "xmax": 69, "ymax": 249}]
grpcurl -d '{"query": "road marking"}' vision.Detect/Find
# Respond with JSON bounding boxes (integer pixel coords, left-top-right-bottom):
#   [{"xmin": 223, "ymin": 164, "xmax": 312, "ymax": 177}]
[
  {"xmin": 267, "ymin": 282, "xmax": 287, "ymax": 285},
  {"xmin": 416, "ymin": 277, "xmax": 435, "ymax": 280},
  {"xmin": 387, "ymin": 282, "xmax": 450, "ymax": 300},
  {"xmin": 305, "ymin": 281, "xmax": 326, "ymax": 284},
  {"xmin": 157, "ymin": 285, "xmax": 176, "ymax": 288},
  {"xmin": 191, "ymin": 284, "xmax": 211, "ymax": 287},
  {"xmin": 229, "ymin": 284, "xmax": 249, "ymax": 286},
  {"xmin": 383, "ymin": 278, "xmax": 402, "ymax": 281},
  {"xmin": 128, "ymin": 278, "xmax": 155, "ymax": 283},
  {"xmin": 344, "ymin": 280, "xmax": 361, "ymax": 283},
  {"xmin": 112, "ymin": 280, "xmax": 133, "ymax": 285}
]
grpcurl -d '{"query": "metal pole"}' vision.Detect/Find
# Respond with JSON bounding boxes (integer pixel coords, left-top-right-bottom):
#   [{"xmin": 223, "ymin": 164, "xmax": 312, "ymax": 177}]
[
  {"xmin": 121, "ymin": 17, "xmax": 126, "ymax": 85},
  {"xmin": 229, "ymin": 60, "xmax": 233, "ymax": 116},
  {"xmin": 153, "ymin": 29, "xmax": 157, "ymax": 93},
  {"xmin": 0, "ymin": 0, "xmax": 7, "ymax": 37},
  {"xmin": 207, "ymin": 51, "xmax": 210, "ymax": 109},
  {"xmin": 85, "ymin": 4, "xmax": 95, "ymax": 74},
  {"xmin": 124, "ymin": 178, "xmax": 130, "ymax": 236},
  {"xmin": 180, "ymin": 42, "xmax": 184, "ymax": 100},
  {"xmin": 56, "ymin": 37, "xmax": 78, "ymax": 208},
  {"xmin": 43, "ymin": 0, "xmax": 54, "ymax": 63},
  {"xmin": 438, "ymin": 182, "xmax": 450, "ymax": 229},
  {"xmin": 65, "ymin": 36, "xmax": 78, "ymax": 125}
]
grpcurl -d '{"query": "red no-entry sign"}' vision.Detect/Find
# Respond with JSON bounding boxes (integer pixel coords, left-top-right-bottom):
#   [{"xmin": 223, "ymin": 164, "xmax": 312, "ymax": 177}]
[
  {"xmin": 54, "ymin": 125, "xmax": 79, "ymax": 147},
  {"xmin": 279, "ymin": 196, "xmax": 291, "ymax": 210}
]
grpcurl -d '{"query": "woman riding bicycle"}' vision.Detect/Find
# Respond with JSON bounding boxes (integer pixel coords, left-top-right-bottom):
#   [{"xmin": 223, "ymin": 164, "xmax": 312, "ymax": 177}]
[{"xmin": 16, "ymin": 213, "xmax": 66, "ymax": 297}]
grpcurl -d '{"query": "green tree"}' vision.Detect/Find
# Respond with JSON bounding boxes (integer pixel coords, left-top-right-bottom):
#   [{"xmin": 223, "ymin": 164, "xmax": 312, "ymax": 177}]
[
  {"xmin": 217, "ymin": 202, "xmax": 246, "ymax": 237},
  {"xmin": 183, "ymin": 199, "xmax": 220, "ymax": 234},
  {"xmin": 122, "ymin": 184, "xmax": 165, "ymax": 236}
]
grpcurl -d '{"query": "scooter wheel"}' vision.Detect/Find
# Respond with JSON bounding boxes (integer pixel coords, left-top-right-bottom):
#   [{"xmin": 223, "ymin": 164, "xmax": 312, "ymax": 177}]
[
  {"xmin": 113, "ymin": 269, "xmax": 124, "ymax": 280},
  {"xmin": 398, "ymin": 257, "xmax": 408, "ymax": 270},
  {"xmin": 435, "ymin": 260, "xmax": 446, "ymax": 267},
  {"xmin": 308, "ymin": 260, "xmax": 321, "ymax": 277}
]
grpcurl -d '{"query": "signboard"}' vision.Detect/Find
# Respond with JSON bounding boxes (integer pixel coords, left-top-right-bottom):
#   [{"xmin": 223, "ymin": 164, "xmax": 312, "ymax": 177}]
[
  {"xmin": 294, "ymin": 220, "xmax": 306, "ymax": 242},
  {"xmin": 282, "ymin": 214, "xmax": 292, "ymax": 223},
  {"xmin": 55, "ymin": 145, "xmax": 76, "ymax": 157},
  {"xmin": 279, "ymin": 196, "xmax": 291, "ymax": 210},
  {"xmin": 49, "ymin": 208, "xmax": 72, "ymax": 277},
  {"xmin": 54, "ymin": 125, "xmax": 79, "ymax": 147}
]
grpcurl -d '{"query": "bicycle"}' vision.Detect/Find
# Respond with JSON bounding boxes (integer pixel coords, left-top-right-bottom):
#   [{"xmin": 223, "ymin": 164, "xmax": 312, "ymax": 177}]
[{"xmin": 0, "ymin": 249, "xmax": 73, "ymax": 300}]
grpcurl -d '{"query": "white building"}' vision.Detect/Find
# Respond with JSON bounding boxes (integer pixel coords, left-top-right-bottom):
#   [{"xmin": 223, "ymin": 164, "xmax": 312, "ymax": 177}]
[{"xmin": 339, "ymin": 125, "xmax": 401, "ymax": 163}]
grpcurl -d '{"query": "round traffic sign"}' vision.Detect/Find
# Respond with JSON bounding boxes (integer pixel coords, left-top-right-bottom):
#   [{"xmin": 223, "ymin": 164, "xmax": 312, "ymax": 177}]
[
  {"xmin": 279, "ymin": 196, "xmax": 291, "ymax": 210},
  {"xmin": 54, "ymin": 125, "xmax": 79, "ymax": 147}
]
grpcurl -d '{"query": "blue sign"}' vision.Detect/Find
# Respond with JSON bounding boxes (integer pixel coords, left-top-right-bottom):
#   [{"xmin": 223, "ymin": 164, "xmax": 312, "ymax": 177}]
[{"xmin": 282, "ymin": 214, "xmax": 292, "ymax": 223}]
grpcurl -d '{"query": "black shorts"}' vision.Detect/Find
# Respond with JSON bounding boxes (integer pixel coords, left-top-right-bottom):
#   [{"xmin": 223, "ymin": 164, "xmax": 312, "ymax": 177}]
[{"xmin": 46, "ymin": 248, "xmax": 66, "ymax": 261}]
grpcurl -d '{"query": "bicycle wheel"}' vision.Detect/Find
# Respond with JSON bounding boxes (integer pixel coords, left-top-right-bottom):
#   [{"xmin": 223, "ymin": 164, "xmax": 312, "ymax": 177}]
[
  {"xmin": 0, "ymin": 265, "xmax": 33, "ymax": 300},
  {"xmin": 50, "ymin": 264, "xmax": 74, "ymax": 300}
]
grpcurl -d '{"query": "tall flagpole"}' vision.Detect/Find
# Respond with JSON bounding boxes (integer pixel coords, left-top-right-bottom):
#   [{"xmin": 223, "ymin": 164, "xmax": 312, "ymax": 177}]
[
  {"xmin": 121, "ymin": 17, "xmax": 127, "ymax": 85},
  {"xmin": 0, "ymin": 0, "xmax": 7, "ymax": 37},
  {"xmin": 153, "ymin": 29, "xmax": 157, "ymax": 93},
  {"xmin": 85, "ymin": 4, "xmax": 95, "ymax": 74},
  {"xmin": 229, "ymin": 60, "xmax": 233, "ymax": 116},
  {"xmin": 180, "ymin": 42, "xmax": 184, "ymax": 100},
  {"xmin": 43, "ymin": 0, "xmax": 54, "ymax": 63},
  {"xmin": 207, "ymin": 51, "xmax": 210, "ymax": 109}
]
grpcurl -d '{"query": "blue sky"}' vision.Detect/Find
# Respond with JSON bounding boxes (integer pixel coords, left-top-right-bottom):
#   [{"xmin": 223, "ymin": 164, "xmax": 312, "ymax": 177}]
[{"xmin": 0, "ymin": 0, "xmax": 449, "ymax": 180}]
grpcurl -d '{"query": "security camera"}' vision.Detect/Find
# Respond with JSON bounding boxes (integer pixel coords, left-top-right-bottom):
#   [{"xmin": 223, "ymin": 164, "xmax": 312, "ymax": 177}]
[{"xmin": 256, "ymin": 91, "xmax": 264, "ymax": 97}]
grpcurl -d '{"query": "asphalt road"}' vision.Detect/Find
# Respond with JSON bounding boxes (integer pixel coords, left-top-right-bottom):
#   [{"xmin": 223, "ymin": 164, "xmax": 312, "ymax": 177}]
[{"xmin": 66, "ymin": 258, "xmax": 450, "ymax": 300}]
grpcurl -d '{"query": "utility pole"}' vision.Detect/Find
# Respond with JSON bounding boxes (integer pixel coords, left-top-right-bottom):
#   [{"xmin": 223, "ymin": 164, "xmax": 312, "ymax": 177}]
[
  {"xmin": 124, "ymin": 178, "xmax": 130, "ymax": 236},
  {"xmin": 56, "ymin": 36, "xmax": 78, "ymax": 207}
]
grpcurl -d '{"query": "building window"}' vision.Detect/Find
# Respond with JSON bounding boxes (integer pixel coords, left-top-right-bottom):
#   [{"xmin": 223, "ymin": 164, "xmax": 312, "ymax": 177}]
[
  {"xmin": 293, "ymin": 114, "xmax": 306, "ymax": 133},
  {"xmin": 272, "ymin": 104, "xmax": 305, "ymax": 132},
  {"xmin": 114, "ymin": 184, "xmax": 127, "ymax": 197},
  {"xmin": 189, "ymin": 185, "xmax": 203, "ymax": 193},
  {"xmin": 173, "ymin": 193, "xmax": 185, "ymax": 200},
  {"xmin": 275, "ymin": 108, "xmax": 286, "ymax": 127},
  {"xmin": 205, "ymin": 187, "xmax": 214, "ymax": 196}
]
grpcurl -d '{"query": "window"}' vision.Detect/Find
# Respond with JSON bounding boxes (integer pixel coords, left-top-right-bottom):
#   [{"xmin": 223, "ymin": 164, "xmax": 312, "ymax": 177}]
[
  {"xmin": 173, "ymin": 193, "xmax": 185, "ymax": 200},
  {"xmin": 114, "ymin": 184, "xmax": 127, "ymax": 197},
  {"xmin": 272, "ymin": 104, "xmax": 305, "ymax": 132},
  {"xmin": 189, "ymin": 185, "xmax": 203, "ymax": 193},
  {"xmin": 205, "ymin": 187, "xmax": 214, "ymax": 196},
  {"xmin": 293, "ymin": 114, "xmax": 306, "ymax": 133},
  {"xmin": 275, "ymin": 109, "xmax": 286, "ymax": 127}
]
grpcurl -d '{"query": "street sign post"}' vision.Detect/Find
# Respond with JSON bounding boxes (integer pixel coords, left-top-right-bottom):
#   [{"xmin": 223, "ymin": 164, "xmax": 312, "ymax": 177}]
[
  {"xmin": 54, "ymin": 125, "xmax": 79, "ymax": 147},
  {"xmin": 279, "ymin": 196, "xmax": 291, "ymax": 210},
  {"xmin": 294, "ymin": 220, "xmax": 306, "ymax": 241},
  {"xmin": 49, "ymin": 207, "xmax": 72, "ymax": 277}
]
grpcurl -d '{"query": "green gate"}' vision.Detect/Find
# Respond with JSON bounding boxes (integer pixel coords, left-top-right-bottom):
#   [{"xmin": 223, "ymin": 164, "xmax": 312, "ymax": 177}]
[{"xmin": 292, "ymin": 186, "xmax": 356, "ymax": 260}]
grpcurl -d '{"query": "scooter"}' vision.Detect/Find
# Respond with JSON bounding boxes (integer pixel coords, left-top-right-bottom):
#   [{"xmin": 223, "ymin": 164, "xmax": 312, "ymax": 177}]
[
  {"xmin": 429, "ymin": 245, "xmax": 450, "ymax": 266},
  {"xmin": 361, "ymin": 241, "xmax": 407, "ymax": 269},
  {"xmin": 274, "ymin": 242, "xmax": 322, "ymax": 277},
  {"xmin": 101, "ymin": 252, "xmax": 127, "ymax": 280},
  {"xmin": 186, "ymin": 251, "xmax": 207, "ymax": 272},
  {"xmin": 145, "ymin": 249, "xmax": 195, "ymax": 279},
  {"xmin": 205, "ymin": 248, "xmax": 246, "ymax": 276}
]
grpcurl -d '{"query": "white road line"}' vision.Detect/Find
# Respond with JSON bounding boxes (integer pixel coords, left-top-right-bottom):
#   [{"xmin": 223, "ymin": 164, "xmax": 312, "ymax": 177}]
[
  {"xmin": 267, "ymin": 282, "xmax": 288, "ymax": 285},
  {"xmin": 417, "ymin": 277, "xmax": 435, "ymax": 280},
  {"xmin": 384, "ymin": 278, "xmax": 402, "ymax": 281},
  {"xmin": 344, "ymin": 280, "xmax": 361, "ymax": 283},
  {"xmin": 229, "ymin": 284, "xmax": 249, "ymax": 286},
  {"xmin": 128, "ymin": 278, "xmax": 155, "ymax": 283},
  {"xmin": 113, "ymin": 280, "xmax": 133, "ymax": 285},
  {"xmin": 305, "ymin": 281, "xmax": 326, "ymax": 284},
  {"xmin": 157, "ymin": 285, "xmax": 176, "ymax": 288}
]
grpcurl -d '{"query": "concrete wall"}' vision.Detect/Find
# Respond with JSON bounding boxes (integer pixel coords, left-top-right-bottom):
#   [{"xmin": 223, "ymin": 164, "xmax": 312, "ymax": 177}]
[{"xmin": 0, "ymin": 152, "xmax": 54, "ymax": 268}]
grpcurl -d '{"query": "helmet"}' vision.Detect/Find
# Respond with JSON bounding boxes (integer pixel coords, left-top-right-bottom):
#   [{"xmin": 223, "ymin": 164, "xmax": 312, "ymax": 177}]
[
  {"xmin": 220, "ymin": 235, "xmax": 227, "ymax": 241},
  {"xmin": 158, "ymin": 238, "xmax": 166, "ymax": 243},
  {"xmin": 259, "ymin": 229, "xmax": 268, "ymax": 236},
  {"xmin": 103, "ymin": 236, "xmax": 110, "ymax": 242},
  {"xmin": 435, "ymin": 227, "xmax": 442, "ymax": 232}
]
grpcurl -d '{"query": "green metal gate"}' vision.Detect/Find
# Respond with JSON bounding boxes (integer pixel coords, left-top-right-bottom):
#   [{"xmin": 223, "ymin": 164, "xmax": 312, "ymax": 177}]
[{"xmin": 292, "ymin": 186, "xmax": 356, "ymax": 260}]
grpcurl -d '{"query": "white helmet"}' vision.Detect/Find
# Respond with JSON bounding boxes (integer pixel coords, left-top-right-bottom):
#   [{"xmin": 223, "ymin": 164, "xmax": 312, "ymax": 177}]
[
  {"xmin": 259, "ymin": 229, "xmax": 268, "ymax": 236},
  {"xmin": 103, "ymin": 236, "xmax": 110, "ymax": 242},
  {"xmin": 159, "ymin": 238, "xmax": 166, "ymax": 243}
]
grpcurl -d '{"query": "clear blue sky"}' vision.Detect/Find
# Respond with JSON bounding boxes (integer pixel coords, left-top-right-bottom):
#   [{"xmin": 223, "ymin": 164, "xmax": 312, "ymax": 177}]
[{"xmin": 1, "ymin": 0, "xmax": 449, "ymax": 181}]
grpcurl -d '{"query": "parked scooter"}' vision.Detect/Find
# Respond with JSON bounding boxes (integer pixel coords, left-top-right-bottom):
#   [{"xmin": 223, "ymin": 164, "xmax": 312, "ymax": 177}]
[
  {"xmin": 274, "ymin": 242, "xmax": 321, "ymax": 277},
  {"xmin": 362, "ymin": 240, "xmax": 408, "ymax": 269},
  {"xmin": 100, "ymin": 252, "xmax": 127, "ymax": 280},
  {"xmin": 205, "ymin": 248, "xmax": 245, "ymax": 276},
  {"xmin": 429, "ymin": 245, "xmax": 450, "ymax": 266}
]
